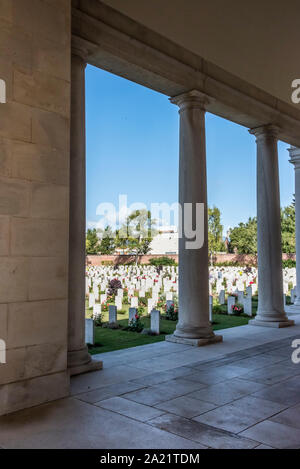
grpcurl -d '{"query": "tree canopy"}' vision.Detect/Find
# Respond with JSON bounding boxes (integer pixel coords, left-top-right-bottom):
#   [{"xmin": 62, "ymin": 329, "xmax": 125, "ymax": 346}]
[{"xmin": 86, "ymin": 228, "xmax": 100, "ymax": 255}]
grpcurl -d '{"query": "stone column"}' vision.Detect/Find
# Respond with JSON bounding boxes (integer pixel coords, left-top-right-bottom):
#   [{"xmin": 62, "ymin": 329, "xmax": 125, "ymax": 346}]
[
  {"xmin": 249, "ymin": 125, "xmax": 293, "ymax": 327},
  {"xmin": 68, "ymin": 52, "xmax": 102, "ymax": 375},
  {"xmin": 288, "ymin": 146, "xmax": 300, "ymax": 312},
  {"xmin": 166, "ymin": 90, "xmax": 222, "ymax": 346}
]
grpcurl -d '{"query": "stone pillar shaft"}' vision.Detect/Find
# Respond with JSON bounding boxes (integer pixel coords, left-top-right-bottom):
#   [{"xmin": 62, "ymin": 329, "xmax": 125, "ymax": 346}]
[
  {"xmin": 68, "ymin": 53, "xmax": 102, "ymax": 374},
  {"xmin": 166, "ymin": 90, "xmax": 222, "ymax": 346},
  {"xmin": 249, "ymin": 125, "xmax": 293, "ymax": 327},
  {"xmin": 289, "ymin": 147, "xmax": 300, "ymax": 308}
]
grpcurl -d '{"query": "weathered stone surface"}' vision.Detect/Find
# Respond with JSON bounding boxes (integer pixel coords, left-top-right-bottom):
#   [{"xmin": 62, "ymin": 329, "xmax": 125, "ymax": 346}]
[
  {"xmin": 0, "ymin": 304, "xmax": 8, "ymax": 342},
  {"xmin": 31, "ymin": 183, "xmax": 68, "ymax": 220},
  {"xmin": 11, "ymin": 218, "xmax": 68, "ymax": 256},
  {"xmin": 0, "ymin": 102, "xmax": 31, "ymax": 142},
  {"xmin": 7, "ymin": 300, "xmax": 68, "ymax": 349},
  {"xmin": 0, "ymin": 371, "xmax": 69, "ymax": 416},
  {"xmin": 0, "ymin": 257, "xmax": 29, "ymax": 303},
  {"xmin": 0, "ymin": 216, "xmax": 10, "ymax": 255},
  {"xmin": 14, "ymin": 70, "xmax": 69, "ymax": 117},
  {"xmin": 0, "ymin": 177, "xmax": 30, "ymax": 216},
  {"xmin": 11, "ymin": 142, "xmax": 68, "ymax": 185},
  {"xmin": 32, "ymin": 108, "xmax": 69, "ymax": 151},
  {"xmin": 28, "ymin": 257, "xmax": 68, "ymax": 301}
]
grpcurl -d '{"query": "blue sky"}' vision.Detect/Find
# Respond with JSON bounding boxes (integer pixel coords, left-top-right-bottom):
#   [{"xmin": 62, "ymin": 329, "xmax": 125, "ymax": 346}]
[{"xmin": 86, "ymin": 65, "xmax": 294, "ymax": 235}]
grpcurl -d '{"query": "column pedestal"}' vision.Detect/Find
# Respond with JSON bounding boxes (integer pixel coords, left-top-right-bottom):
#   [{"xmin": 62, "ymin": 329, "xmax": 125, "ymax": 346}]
[
  {"xmin": 249, "ymin": 125, "xmax": 294, "ymax": 328},
  {"xmin": 166, "ymin": 90, "xmax": 222, "ymax": 347},
  {"xmin": 68, "ymin": 52, "xmax": 102, "ymax": 375}
]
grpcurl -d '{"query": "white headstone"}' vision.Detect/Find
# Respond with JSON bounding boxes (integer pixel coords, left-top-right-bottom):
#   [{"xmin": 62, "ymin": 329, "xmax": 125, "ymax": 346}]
[
  {"xmin": 209, "ymin": 295, "xmax": 213, "ymax": 322},
  {"xmin": 131, "ymin": 297, "xmax": 139, "ymax": 308},
  {"xmin": 129, "ymin": 308, "xmax": 137, "ymax": 323},
  {"xmin": 85, "ymin": 318, "xmax": 95, "ymax": 345},
  {"xmin": 89, "ymin": 293, "xmax": 95, "ymax": 308},
  {"xmin": 219, "ymin": 290, "xmax": 225, "ymax": 305},
  {"xmin": 109, "ymin": 305, "xmax": 117, "ymax": 324},
  {"xmin": 151, "ymin": 309, "xmax": 160, "ymax": 335},
  {"xmin": 243, "ymin": 296, "xmax": 252, "ymax": 316},
  {"xmin": 227, "ymin": 296, "xmax": 235, "ymax": 314},
  {"xmin": 93, "ymin": 303, "xmax": 101, "ymax": 319}
]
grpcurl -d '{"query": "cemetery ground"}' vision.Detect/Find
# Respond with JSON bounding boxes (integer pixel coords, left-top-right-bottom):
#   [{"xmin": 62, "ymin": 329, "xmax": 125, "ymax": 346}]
[{"xmin": 85, "ymin": 299, "xmax": 258, "ymax": 354}]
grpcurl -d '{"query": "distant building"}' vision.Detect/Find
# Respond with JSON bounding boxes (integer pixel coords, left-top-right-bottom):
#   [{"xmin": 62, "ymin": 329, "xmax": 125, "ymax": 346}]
[{"xmin": 150, "ymin": 226, "xmax": 179, "ymax": 255}]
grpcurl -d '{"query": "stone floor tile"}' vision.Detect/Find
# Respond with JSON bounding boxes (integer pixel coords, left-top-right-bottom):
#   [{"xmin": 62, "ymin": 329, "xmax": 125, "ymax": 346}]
[
  {"xmin": 74, "ymin": 381, "xmax": 147, "ymax": 404},
  {"xmin": 238, "ymin": 363, "xmax": 300, "ymax": 386},
  {"xmin": 148, "ymin": 413, "xmax": 259, "ymax": 449},
  {"xmin": 193, "ymin": 396, "xmax": 286, "ymax": 433},
  {"xmin": 123, "ymin": 378, "xmax": 206, "ymax": 406},
  {"xmin": 269, "ymin": 403, "xmax": 300, "ymax": 429},
  {"xmin": 187, "ymin": 378, "xmax": 266, "ymax": 406},
  {"xmin": 184, "ymin": 365, "xmax": 247, "ymax": 386},
  {"xmin": 95, "ymin": 397, "xmax": 165, "ymax": 422},
  {"xmin": 70, "ymin": 365, "xmax": 150, "ymax": 395},
  {"xmin": 130, "ymin": 366, "xmax": 194, "ymax": 387},
  {"xmin": 232, "ymin": 354, "xmax": 284, "ymax": 371},
  {"xmin": 240, "ymin": 420, "xmax": 300, "ymax": 449},
  {"xmin": 0, "ymin": 398, "xmax": 204, "ymax": 449},
  {"xmin": 155, "ymin": 396, "xmax": 216, "ymax": 418},
  {"xmin": 254, "ymin": 444, "xmax": 274, "ymax": 449},
  {"xmin": 251, "ymin": 378, "xmax": 300, "ymax": 406}
]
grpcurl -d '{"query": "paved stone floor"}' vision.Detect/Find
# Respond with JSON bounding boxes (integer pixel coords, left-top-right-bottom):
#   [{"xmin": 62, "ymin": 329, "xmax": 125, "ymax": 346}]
[{"xmin": 1, "ymin": 316, "xmax": 300, "ymax": 449}]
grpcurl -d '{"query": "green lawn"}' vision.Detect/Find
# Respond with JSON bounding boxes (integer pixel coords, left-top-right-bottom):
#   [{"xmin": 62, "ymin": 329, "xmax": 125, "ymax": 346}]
[
  {"xmin": 88, "ymin": 313, "xmax": 251, "ymax": 355},
  {"xmin": 87, "ymin": 293, "xmax": 292, "ymax": 355}
]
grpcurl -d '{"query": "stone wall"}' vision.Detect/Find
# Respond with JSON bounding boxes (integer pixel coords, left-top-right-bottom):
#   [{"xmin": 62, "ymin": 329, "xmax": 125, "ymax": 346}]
[
  {"xmin": 87, "ymin": 253, "xmax": 296, "ymax": 266},
  {"xmin": 0, "ymin": 0, "xmax": 71, "ymax": 415}
]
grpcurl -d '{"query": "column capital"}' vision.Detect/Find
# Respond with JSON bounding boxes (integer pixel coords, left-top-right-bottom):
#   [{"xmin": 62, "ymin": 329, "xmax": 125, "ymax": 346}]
[
  {"xmin": 170, "ymin": 90, "xmax": 210, "ymax": 112},
  {"xmin": 289, "ymin": 146, "xmax": 300, "ymax": 168},
  {"xmin": 72, "ymin": 47, "xmax": 87, "ymax": 69},
  {"xmin": 249, "ymin": 124, "xmax": 280, "ymax": 141}
]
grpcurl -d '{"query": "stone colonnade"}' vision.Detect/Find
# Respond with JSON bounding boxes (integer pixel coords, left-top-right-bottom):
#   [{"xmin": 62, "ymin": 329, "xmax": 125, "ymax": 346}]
[{"xmin": 68, "ymin": 78, "xmax": 295, "ymax": 366}]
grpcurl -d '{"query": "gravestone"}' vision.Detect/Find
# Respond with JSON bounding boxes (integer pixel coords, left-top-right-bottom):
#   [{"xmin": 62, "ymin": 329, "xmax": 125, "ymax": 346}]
[
  {"xmin": 93, "ymin": 304, "xmax": 101, "ymax": 319},
  {"xmin": 209, "ymin": 295, "xmax": 213, "ymax": 322},
  {"xmin": 85, "ymin": 318, "xmax": 95, "ymax": 345},
  {"xmin": 243, "ymin": 296, "xmax": 252, "ymax": 316},
  {"xmin": 151, "ymin": 309, "xmax": 160, "ymax": 335},
  {"xmin": 129, "ymin": 308, "xmax": 137, "ymax": 323},
  {"xmin": 109, "ymin": 305, "xmax": 117, "ymax": 324},
  {"xmin": 166, "ymin": 300, "xmax": 173, "ymax": 310},
  {"xmin": 219, "ymin": 290, "xmax": 225, "ymax": 305},
  {"xmin": 237, "ymin": 290, "xmax": 244, "ymax": 304},
  {"xmin": 131, "ymin": 297, "xmax": 138, "ymax": 308},
  {"xmin": 148, "ymin": 298, "xmax": 154, "ymax": 314},
  {"xmin": 115, "ymin": 296, "xmax": 122, "ymax": 311},
  {"xmin": 89, "ymin": 293, "xmax": 95, "ymax": 308},
  {"xmin": 227, "ymin": 296, "xmax": 235, "ymax": 314}
]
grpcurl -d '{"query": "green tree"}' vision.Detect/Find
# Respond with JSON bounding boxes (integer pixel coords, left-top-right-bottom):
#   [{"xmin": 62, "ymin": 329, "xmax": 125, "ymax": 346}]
[
  {"xmin": 281, "ymin": 201, "xmax": 295, "ymax": 253},
  {"xmin": 117, "ymin": 209, "xmax": 156, "ymax": 264},
  {"xmin": 98, "ymin": 226, "xmax": 115, "ymax": 254},
  {"xmin": 228, "ymin": 217, "xmax": 257, "ymax": 254},
  {"xmin": 208, "ymin": 206, "xmax": 225, "ymax": 264},
  {"xmin": 86, "ymin": 228, "xmax": 100, "ymax": 254}
]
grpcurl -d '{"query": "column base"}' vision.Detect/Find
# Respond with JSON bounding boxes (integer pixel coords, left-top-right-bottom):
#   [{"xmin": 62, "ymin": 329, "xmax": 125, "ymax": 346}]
[
  {"xmin": 165, "ymin": 333, "xmax": 223, "ymax": 347},
  {"xmin": 68, "ymin": 346, "xmax": 103, "ymax": 376},
  {"xmin": 249, "ymin": 318, "xmax": 295, "ymax": 328}
]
